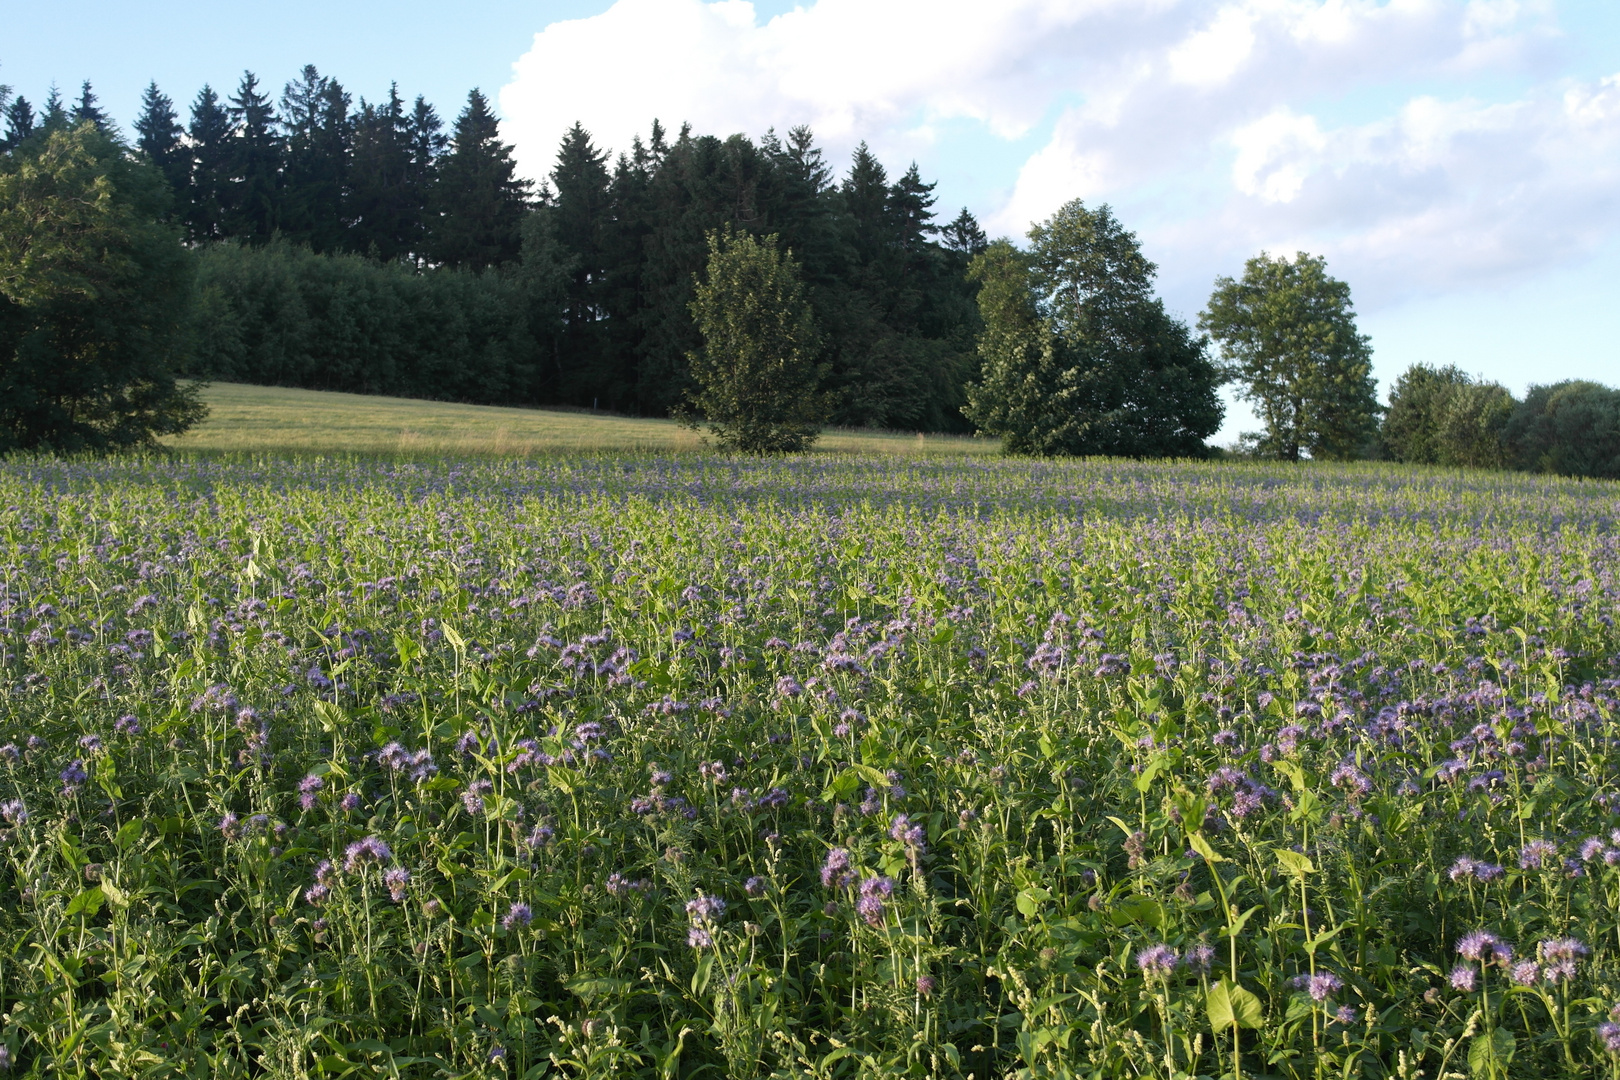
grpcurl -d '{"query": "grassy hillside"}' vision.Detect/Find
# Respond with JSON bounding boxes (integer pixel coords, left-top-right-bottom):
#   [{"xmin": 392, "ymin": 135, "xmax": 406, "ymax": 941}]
[{"xmin": 164, "ymin": 383, "xmax": 999, "ymax": 457}]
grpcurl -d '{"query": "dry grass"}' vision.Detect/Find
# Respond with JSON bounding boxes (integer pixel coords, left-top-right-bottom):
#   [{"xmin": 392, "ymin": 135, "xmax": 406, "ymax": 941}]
[{"xmin": 164, "ymin": 383, "xmax": 1000, "ymax": 458}]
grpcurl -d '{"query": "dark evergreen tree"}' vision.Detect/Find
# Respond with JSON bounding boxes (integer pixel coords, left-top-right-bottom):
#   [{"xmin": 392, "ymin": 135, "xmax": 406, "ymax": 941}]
[
  {"xmin": 430, "ymin": 89, "xmax": 530, "ymax": 270},
  {"xmin": 186, "ymin": 85, "xmax": 231, "ymax": 242},
  {"xmin": 349, "ymin": 86, "xmax": 417, "ymax": 261},
  {"xmin": 941, "ymin": 208, "xmax": 987, "ymax": 255},
  {"xmin": 40, "ymin": 86, "xmax": 69, "ymax": 132},
  {"xmin": 133, "ymin": 82, "xmax": 189, "ymax": 211},
  {"xmin": 225, "ymin": 71, "xmax": 281, "ymax": 243},
  {"xmin": 2, "ymin": 96, "xmax": 34, "ymax": 152},
  {"xmin": 549, "ymin": 122, "xmax": 613, "ymax": 403},
  {"xmin": 278, "ymin": 65, "xmax": 350, "ymax": 253},
  {"xmin": 404, "ymin": 95, "xmax": 446, "ymax": 263},
  {"xmin": 72, "ymin": 80, "xmax": 112, "ymax": 134}
]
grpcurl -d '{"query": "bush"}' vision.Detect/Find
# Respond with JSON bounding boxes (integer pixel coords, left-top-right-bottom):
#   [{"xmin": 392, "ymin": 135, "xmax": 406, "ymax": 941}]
[{"xmin": 1506, "ymin": 380, "xmax": 1620, "ymax": 479}]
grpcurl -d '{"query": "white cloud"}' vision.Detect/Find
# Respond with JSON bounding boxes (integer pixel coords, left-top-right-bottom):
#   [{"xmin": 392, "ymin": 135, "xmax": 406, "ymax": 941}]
[{"xmin": 500, "ymin": 0, "xmax": 1620, "ymax": 311}]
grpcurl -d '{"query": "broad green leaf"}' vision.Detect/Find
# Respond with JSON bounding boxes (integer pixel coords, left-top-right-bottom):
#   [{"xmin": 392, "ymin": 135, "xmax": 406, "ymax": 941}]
[
  {"xmin": 1188, "ymin": 831, "xmax": 1225, "ymax": 863},
  {"xmin": 1275, "ymin": 848, "xmax": 1316, "ymax": 876},
  {"xmin": 1015, "ymin": 887, "xmax": 1050, "ymax": 918},
  {"xmin": 66, "ymin": 887, "xmax": 104, "ymax": 917}
]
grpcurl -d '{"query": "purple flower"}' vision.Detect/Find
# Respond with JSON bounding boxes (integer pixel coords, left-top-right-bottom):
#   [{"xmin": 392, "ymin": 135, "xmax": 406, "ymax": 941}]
[
  {"xmin": 1509, "ymin": 961, "xmax": 1541, "ymax": 986},
  {"xmin": 1135, "ymin": 944, "xmax": 1179, "ymax": 980},
  {"xmin": 1184, "ymin": 943, "xmax": 1215, "ymax": 976},
  {"xmin": 1539, "ymin": 937, "xmax": 1588, "ymax": 983},
  {"xmin": 343, "ymin": 835, "xmax": 391, "ymax": 872},
  {"xmin": 856, "ymin": 876, "xmax": 894, "ymax": 928},
  {"xmin": 1306, "ymin": 972, "xmax": 1342, "ymax": 1002},
  {"xmin": 219, "ymin": 812, "xmax": 240, "ymax": 839},
  {"xmin": 314, "ymin": 859, "xmax": 335, "ymax": 885},
  {"xmin": 687, "ymin": 926, "xmax": 713, "ymax": 948},
  {"xmin": 1, "ymin": 799, "xmax": 26, "ymax": 825},
  {"xmin": 686, "ymin": 894, "xmax": 726, "ymax": 923},
  {"xmin": 820, "ymin": 848, "xmax": 853, "ymax": 889},
  {"xmin": 502, "ymin": 902, "xmax": 532, "ymax": 930},
  {"xmin": 60, "ymin": 759, "xmax": 88, "ymax": 795},
  {"xmin": 1449, "ymin": 965, "xmax": 1478, "ymax": 992},
  {"xmin": 745, "ymin": 876, "xmax": 767, "ymax": 896},
  {"xmin": 298, "ymin": 774, "xmax": 324, "ymax": 811},
  {"xmin": 1456, "ymin": 930, "xmax": 1504, "ymax": 962},
  {"xmin": 916, "ymin": 975, "xmax": 937, "ymax": 997},
  {"xmin": 1519, "ymin": 840, "xmax": 1558, "ymax": 869},
  {"xmin": 889, "ymin": 813, "xmax": 925, "ymax": 850},
  {"xmin": 305, "ymin": 883, "xmax": 330, "ymax": 905},
  {"xmin": 524, "ymin": 824, "xmax": 554, "ymax": 848},
  {"xmin": 340, "ymin": 793, "xmax": 362, "ymax": 812},
  {"xmin": 384, "ymin": 867, "xmax": 410, "ymax": 901}
]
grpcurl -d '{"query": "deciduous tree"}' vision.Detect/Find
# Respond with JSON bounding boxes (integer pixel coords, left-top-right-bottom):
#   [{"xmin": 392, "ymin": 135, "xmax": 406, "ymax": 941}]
[{"xmin": 1200, "ymin": 252, "xmax": 1377, "ymax": 460}]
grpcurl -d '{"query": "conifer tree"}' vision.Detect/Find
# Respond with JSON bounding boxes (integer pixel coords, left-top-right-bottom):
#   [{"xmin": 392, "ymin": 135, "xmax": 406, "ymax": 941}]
[
  {"xmin": 430, "ymin": 89, "xmax": 530, "ymax": 269},
  {"xmin": 1, "ymin": 96, "xmax": 33, "ymax": 152},
  {"xmin": 40, "ymin": 86, "xmax": 68, "ymax": 132},
  {"xmin": 278, "ymin": 66, "xmax": 350, "ymax": 252},
  {"xmin": 225, "ymin": 71, "xmax": 281, "ymax": 243},
  {"xmin": 941, "ymin": 208, "xmax": 987, "ymax": 255},
  {"xmin": 72, "ymin": 81, "xmax": 113, "ymax": 133},
  {"xmin": 185, "ymin": 85, "xmax": 231, "ymax": 242},
  {"xmin": 549, "ymin": 122, "xmax": 612, "ymax": 398},
  {"xmin": 133, "ymin": 82, "xmax": 188, "ymax": 212},
  {"xmin": 349, "ymin": 86, "xmax": 417, "ymax": 261},
  {"xmin": 404, "ymin": 95, "xmax": 446, "ymax": 262}
]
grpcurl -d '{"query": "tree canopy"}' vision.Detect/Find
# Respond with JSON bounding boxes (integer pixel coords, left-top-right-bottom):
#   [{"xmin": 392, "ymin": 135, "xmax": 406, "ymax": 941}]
[
  {"xmin": 0, "ymin": 122, "xmax": 204, "ymax": 450},
  {"xmin": 686, "ymin": 226, "xmax": 826, "ymax": 453},
  {"xmin": 1200, "ymin": 252, "xmax": 1378, "ymax": 461},
  {"xmin": 962, "ymin": 200, "xmax": 1222, "ymax": 457}
]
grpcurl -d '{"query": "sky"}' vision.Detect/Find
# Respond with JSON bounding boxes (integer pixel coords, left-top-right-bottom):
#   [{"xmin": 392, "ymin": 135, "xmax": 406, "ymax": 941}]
[{"xmin": 6, "ymin": 0, "xmax": 1619, "ymax": 443}]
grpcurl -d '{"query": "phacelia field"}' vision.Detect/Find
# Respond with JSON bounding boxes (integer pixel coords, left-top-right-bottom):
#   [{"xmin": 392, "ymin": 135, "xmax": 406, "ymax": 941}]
[{"xmin": 1, "ymin": 454, "xmax": 1619, "ymax": 1079}]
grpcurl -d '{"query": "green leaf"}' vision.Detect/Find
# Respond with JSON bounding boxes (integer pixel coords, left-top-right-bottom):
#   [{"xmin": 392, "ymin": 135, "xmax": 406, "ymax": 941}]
[
  {"xmin": 1133, "ymin": 754, "xmax": 1168, "ymax": 793},
  {"xmin": 1188, "ymin": 831, "xmax": 1225, "ymax": 863},
  {"xmin": 1275, "ymin": 848, "xmax": 1316, "ymax": 876},
  {"xmin": 66, "ymin": 887, "xmax": 105, "ymax": 917},
  {"xmin": 1015, "ymin": 887, "xmax": 1050, "ymax": 918},
  {"xmin": 1468, "ymin": 1027, "xmax": 1516, "ymax": 1075},
  {"xmin": 691, "ymin": 953, "xmax": 714, "ymax": 997}
]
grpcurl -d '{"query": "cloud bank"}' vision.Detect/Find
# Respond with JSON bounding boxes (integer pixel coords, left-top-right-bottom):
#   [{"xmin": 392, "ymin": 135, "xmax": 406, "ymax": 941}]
[{"xmin": 500, "ymin": 0, "xmax": 1620, "ymax": 310}]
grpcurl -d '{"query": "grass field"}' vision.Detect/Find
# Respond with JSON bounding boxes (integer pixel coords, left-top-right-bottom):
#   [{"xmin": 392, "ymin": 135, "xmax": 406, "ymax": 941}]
[{"xmin": 163, "ymin": 383, "xmax": 999, "ymax": 457}]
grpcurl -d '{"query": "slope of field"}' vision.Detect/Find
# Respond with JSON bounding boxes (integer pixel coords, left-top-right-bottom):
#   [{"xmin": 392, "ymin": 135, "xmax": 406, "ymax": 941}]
[{"xmin": 164, "ymin": 382, "xmax": 998, "ymax": 457}]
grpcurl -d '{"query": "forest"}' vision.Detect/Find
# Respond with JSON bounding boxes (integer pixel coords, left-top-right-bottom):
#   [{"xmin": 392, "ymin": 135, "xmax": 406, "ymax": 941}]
[{"xmin": 1, "ymin": 72, "xmax": 987, "ymax": 431}]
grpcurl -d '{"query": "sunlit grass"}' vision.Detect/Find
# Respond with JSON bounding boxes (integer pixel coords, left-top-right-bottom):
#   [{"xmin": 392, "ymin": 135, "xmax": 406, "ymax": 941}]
[{"xmin": 163, "ymin": 382, "xmax": 1000, "ymax": 458}]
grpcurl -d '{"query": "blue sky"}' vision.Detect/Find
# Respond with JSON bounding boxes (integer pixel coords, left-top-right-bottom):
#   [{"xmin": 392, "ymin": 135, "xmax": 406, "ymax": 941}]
[{"xmin": 6, "ymin": 1, "xmax": 1618, "ymax": 443}]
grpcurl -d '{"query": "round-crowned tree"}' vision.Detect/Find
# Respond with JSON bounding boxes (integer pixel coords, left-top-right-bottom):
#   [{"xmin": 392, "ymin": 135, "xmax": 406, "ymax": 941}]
[
  {"xmin": 685, "ymin": 226, "xmax": 827, "ymax": 454},
  {"xmin": 962, "ymin": 200, "xmax": 1223, "ymax": 457},
  {"xmin": 1, "ymin": 121, "xmax": 205, "ymax": 451}
]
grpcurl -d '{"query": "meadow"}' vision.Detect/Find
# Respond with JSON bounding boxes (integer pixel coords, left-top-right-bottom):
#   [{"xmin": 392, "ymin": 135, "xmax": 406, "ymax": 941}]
[
  {"xmin": 1, "ymin": 450, "xmax": 1619, "ymax": 1078},
  {"xmin": 161, "ymin": 384, "xmax": 997, "ymax": 458}
]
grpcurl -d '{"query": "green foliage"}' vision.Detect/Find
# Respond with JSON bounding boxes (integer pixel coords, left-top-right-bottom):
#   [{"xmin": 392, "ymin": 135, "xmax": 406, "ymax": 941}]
[
  {"xmin": 0, "ymin": 122, "xmax": 204, "ymax": 450},
  {"xmin": 963, "ymin": 201, "xmax": 1223, "ymax": 457},
  {"xmin": 188, "ymin": 237, "xmax": 555, "ymax": 403},
  {"xmin": 1201, "ymin": 251, "xmax": 1378, "ymax": 460},
  {"xmin": 0, "ymin": 453, "xmax": 1618, "ymax": 1077},
  {"xmin": 1383, "ymin": 364, "xmax": 1514, "ymax": 469},
  {"xmin": 1506, "ymin": 379, "xmax": 1620, "ymax": 479},
  {"xmin": 686, "ymin": 226, "xmax": 827, "ymax": 452},
  {"xmin": 429, "ymin": 89, "xmax": 531, "ymax": 270}
]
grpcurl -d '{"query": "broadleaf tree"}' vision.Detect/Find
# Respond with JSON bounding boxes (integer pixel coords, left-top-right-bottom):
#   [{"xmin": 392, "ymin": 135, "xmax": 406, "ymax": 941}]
[
  {"xmin": 0, "ymin": 122, "xmax": 206, "ymax": 450},
  {"xmin": 963, "ymin": 199, "xmax": 1223, "ymax": 457},
  {"xmin": 1200, "ymin": 252, "xmax": 1378, "ymax": 460},
  {"xmin": 686, "ymin": 225, "xmax": 826, "ymax": 453}
]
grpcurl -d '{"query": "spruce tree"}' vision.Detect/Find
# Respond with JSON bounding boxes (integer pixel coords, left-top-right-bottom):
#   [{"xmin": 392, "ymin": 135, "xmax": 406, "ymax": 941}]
[
  {"xmin": 72, "ymin": 80, "xmax": 113, "ymax": 134},
  {"xmin": 2, "ymin": 96, "xmax": 34, "ymax": 152},
  {"xmin": 225, "ymin": 71, "xmax": 281, "ymax": 243},
  {"xmin": 134, "ymin": 82, "xmax": 189, "ymax": 212},
  {"xmin": 185, "ymin": 85, "xmax": 231, "ymax": 242},
  {"xmin": 40, "ymin": 86, "xmax": 69, "ymax": 132},
  {"xmin": 549, "ymin": 122, "xmax": 613, "ymax": 400},
  {"xmin": 941, "ymin": 208, "xmax": 987, "ymax": 255},
  {"xmin": 279, "ymin": 66, "xmax": 350, "ymax": 252},
  {"xmin": 429, "ymin": 89, "xmax": 530, "ymax": 269},
  {"xmin": 349, "ymin": 86, "xmax": 417, "ymax": 261},
  {"xmin": 404, "ymin": 95, "xmax": 446, "ymax": 262}
]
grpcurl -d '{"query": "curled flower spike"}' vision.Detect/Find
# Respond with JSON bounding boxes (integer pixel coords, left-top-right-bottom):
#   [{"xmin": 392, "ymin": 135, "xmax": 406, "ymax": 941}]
[{"xmin": 1135, "ymin": 944, "xmax": 1179, "ymax": 980}]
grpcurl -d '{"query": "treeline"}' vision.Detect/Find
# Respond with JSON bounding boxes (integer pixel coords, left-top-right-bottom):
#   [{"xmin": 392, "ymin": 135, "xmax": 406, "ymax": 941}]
[
  {"xmin": 1382, "ymin": 367, "xmax": 1620, "ymax": 479},
  {"xmin": 3, "ymin": 71, "xmax": 984, "ymax": 430}
]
